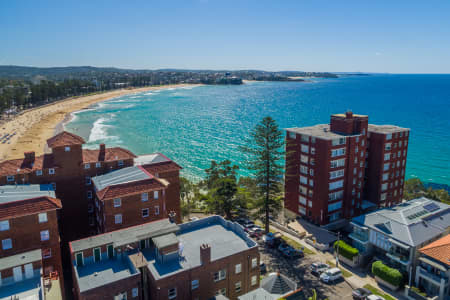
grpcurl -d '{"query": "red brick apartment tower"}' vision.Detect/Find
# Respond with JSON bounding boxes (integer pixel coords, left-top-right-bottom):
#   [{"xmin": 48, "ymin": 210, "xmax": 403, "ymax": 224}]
[
  {"xmin": 285, "ymin": 112, "xmax": 368, "ymax": 225},
  {"xmin": 364, "ymin": 125, "xmax": 410, "ymax": 207},
  {"xmin": 0, "ymin": 184, "xmax": 64, "ymax": 297}
]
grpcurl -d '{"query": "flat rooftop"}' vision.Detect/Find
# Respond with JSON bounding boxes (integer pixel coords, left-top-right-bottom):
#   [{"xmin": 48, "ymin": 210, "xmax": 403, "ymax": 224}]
[
  {"xmin": 75, "ymin": 257, "xmax": 138, "ymax": 293},
  {"xmin": 134, "ymin": 153, "xmax": 170, "ymax": 165},
  {"xmin": 286, "ymin": 124, "xmax": 361, "ymax": 140},
  {"xmin": 0, "ymin": 249, "xmax": 42, "ymax": 271},
  {"xmin": 0, "ymin": 184, "xmax": 55, "ymax": 204},
  {"xmin": 92, "ymin": 166, "xmax": 152, "ymax": 191},
  {"xmin": 368, "ymin": 124, "xmax": 409, "ymax": 134},
  {"xmin": 146, "ymin": 216, "xmax": 257, "ymax": 279},
  {"xmin": 0, "ymin": 275, "xmax": 42, "ymax": 300}
]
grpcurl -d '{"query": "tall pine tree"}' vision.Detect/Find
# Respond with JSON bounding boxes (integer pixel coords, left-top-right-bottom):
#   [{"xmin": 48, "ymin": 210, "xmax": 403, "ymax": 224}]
[{"xmin": 241, "ymin": 116, "xmax": 284, "ymax": 233}]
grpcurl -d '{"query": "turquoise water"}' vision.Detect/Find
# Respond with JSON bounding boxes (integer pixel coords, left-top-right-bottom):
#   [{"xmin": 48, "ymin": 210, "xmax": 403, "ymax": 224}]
[{"xmin": 66, "ymin": 75, "xmax": 450, "ymax": 185}]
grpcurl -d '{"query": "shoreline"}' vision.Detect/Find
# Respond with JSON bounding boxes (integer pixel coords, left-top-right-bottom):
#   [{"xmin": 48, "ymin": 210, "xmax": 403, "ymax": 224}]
[{"xmin": 0, "ymin": 84, "xmax": 201, "ymax": 161}]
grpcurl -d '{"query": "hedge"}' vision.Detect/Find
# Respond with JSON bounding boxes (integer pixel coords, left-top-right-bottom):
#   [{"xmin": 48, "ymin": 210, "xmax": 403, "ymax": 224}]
[
  {"xmin": 334, "ymin": 240, "xmax": 359, "ymax": 260},
  {"xmin": 372, "ymin": 261, "xmax": 403, "ymax": 287}
]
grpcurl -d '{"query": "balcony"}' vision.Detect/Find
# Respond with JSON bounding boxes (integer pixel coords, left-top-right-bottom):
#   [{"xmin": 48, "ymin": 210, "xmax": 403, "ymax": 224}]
[
  {"xmin": 418, "ymin": 267, "xmax": 448, "ymax": 286},
  {"xmin": 386, "ymin": 251, "xmax": 410, "ymax": 266},
  {"xmin": 349, "ymin": 232, "xmax": 369, "ymax": 244}
]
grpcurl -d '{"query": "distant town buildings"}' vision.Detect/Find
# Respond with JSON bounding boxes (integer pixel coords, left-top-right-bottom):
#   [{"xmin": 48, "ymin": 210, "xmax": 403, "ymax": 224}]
[{"xmin": 284, "ymin": 111, "xmax": 409, "ymax": 226}]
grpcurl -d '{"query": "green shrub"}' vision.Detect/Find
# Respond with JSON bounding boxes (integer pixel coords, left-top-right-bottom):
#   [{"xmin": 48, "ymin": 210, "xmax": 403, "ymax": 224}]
[
  {"xmin": 334, "ymin": 240, "xmax": 359, "ymax": 260},
  {"xmin": 411, "ymin": 286, "xmax": 427, "ymax": 297},
  {"xmin": 372, "ymin": 261, "xmax": 403, "ymax": 287}
]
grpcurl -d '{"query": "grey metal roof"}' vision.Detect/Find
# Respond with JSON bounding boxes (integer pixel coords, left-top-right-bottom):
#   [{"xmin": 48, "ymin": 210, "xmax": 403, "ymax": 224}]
[
  {"xmin": 91, "ymin": 166, "xmax": 151, "ymax": 191},
  {"xmin": 352, "ymin": 197, "xmax": 450, "ymax": 247},
  {"xmin": 134, "ymin": 153, "xmax": 170, "ymax": 166},
  {"xmin": 0, "ymin": 184, "xmax": 55, "ymax": 204},
  {"xmin": 238, "ymin": 288, "xmax": 276, "ymax": 300},
  {"xmin": 71, "ymin": 219, "xmax": 179, "ymax": 252},
  {"xmin": 286, "ymin": 124, "xmax": 361, "ymax": 140},
  {"xmin": 0, "ymin": 249, "xmax": 42, "ymax": 271},
  {"xmin": 153, "ymin": 233, "xmax": 178, "ymax": 249},
  {"xmin": 368, "ymin": 124, "xmax": 410, "ymax": 134},
  {"xmin": 261, "ymin": 273, "xmax": 297, "ymax": 297}
]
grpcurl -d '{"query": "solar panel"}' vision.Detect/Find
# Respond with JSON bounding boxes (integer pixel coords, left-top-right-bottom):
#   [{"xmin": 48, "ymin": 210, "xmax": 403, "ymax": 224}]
[{"xmin": 424, "ymin": 203, "xmax": 440, "ymax": 212}]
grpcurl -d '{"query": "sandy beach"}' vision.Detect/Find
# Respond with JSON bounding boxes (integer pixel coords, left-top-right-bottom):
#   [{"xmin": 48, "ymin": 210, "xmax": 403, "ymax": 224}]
[{"xmin": 0, "ymin": 84, "xmax": 199, "ymax": 161}]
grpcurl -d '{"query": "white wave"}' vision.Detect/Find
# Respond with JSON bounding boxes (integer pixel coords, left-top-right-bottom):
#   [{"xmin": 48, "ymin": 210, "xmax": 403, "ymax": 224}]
[
  {"xmin": 143, "ymin": 92, "xmax": 153, "ymax": 95},
  {"xmin": 88, "ymin": 116, "xmax": 119, "ymax": 143}
]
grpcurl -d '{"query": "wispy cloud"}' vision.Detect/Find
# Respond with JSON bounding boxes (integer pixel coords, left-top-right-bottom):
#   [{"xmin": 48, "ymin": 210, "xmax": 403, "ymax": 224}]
[{"xmin": 375, "ymin": 52, "xmax": 382, "ymax": 56}]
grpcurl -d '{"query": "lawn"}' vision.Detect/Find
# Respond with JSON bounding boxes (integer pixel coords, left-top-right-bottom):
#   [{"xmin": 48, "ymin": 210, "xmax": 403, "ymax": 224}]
[
  {"xmin": 326, "ymin": 260, "xmax": 353, "ymax": 278},
  {"xmin": 363, "ymin": 284, "xmax": 396, "ymax": 300}
]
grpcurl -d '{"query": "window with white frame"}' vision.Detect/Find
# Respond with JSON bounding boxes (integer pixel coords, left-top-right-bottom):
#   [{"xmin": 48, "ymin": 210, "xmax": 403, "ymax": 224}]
[
  {"xmin": 329, "ymin": 191, "xmax": 343, "ymax": 202},
  {"xmin": 329, "ymin": 169, "xmax": 344, "ymax": 179},
  {"xmin": 299, "ymin": 186, "xmax": 307, "ymax": 195},
  {"xmin": 301, "ymin": 135, "xmax": 309, "ymax": 143},
  {"xmin": 299, "ymin": 196, "xmax": 307, "ymax": 205},
  {"xmin": 192, "ymin": 279, "xmax": 199, "ymax": 290},
  {"xmin": 132, "ymin": 288, "xmax": 138, "ymax": 298},
  {"xmin": 154, "ymin": 191, "xmax": 159, "ymax": 200},
  {"xmin": 330, "ymin": 158, "xmax": 345, "ymax": 168},
  {"xmin": 64, "ymin": 146, "xmax": 71, "ymax": 152},
  {"xmin": 0, "ymin": 220, "xmax": 9, "ymax": 231},
  {"xmin": 311, "ymin": 137, "xmax": 316, "ymax": 143},
  {"xmin": 141, "ymin": 193, "xmax": 148, "ymax": 201},
  {"xmin": 40, "ymin": 230, "xmax": 50, "ymax": 241},
  {"xmin": 385, "ymin": 143, "xmax": 391, "ymax": 150},
  {"xmin": 84, "ymin": 163, "xmax": 90, "ymax": 169},
  {"xmin": 95, "ymin": 162, "xmax": 101, "ymax": 168},
  {"xmin": 386, "ymin": 133, "xmax": 392, "ymax": 140},
  {"xmin": 49, "ymin": 168, "xmax": 55, "ymax": 175},
  {"xmin": 300, "ymin": 165, "xmax": 308, "ymax": 174},
  {"xmin": 311, "ymin": 147, "xmax": 315, "ymax": 155},
  {"xmin": 168, "ymin": 288, "xmax": 177, "ymax": 299},
  {"xmin": 235, "ymin": 263, "xmax": 242, "ymax": 274},
  {"xmin": 329, "ymin": 180, "xmax": 344, "ymax": 190},
  {"xmin": 381, "ymin": 183, "xmax": 388, "ymax": 191},
  {"xmin": 288, "ymin": 132, "xmax": 296, "ymax": 139},
  {"xmin": 382, "ymin": 173, "xmax": 389, "ymax": 181},
  {"xmin": 36, "ymin": 170, "xmax": 43, "ymax": 176},
  {"xmin": 301, "ymin": 144, "xmax": 309, "ymax": 153},
  {"xmin": 6, "ymin": 175, "xmax": 14, "ymax": 182},
  {"xmin": 331, "ymin": 148, "xmax": 345, "ymax": 157},
  {"xmin": 332, "ymin": 137, "xmax": 346, "ymax": 146},
  {"xmin": 251, "ymin": 275, "xmax": 257, "ymax": 286},
  {"xmin": 113, "ymin": 198, "xmax": 121, "ymax": 207},
  {"xmin": 328, "ymin": 201, "xmax": 342, "ymax": 212},
  {"xmin": 300, "ymin": 155, "xmax": 308, "ymax": 163},
  {"xmin": 155, "ymin": 206, "xmax": 160, "ymax": 215},
  {"xmin": 384, "ymin": 153, "xmax": 390, "ymax": 161},
  {"xmin": 115, "ymin": 214, "xmax": 122, "ymax": 224},
  {"xmin": 235, "ymin": 281, "xmax": 242, "ymax": 293},
  {"xmin": 300, "ymin": 176, "xmax": 308, "ymax": 185},
  {"xmin": 85, "ymin": 176, "xmax": 91, "ymax": 185},
  {"xmin": 383, "ymin": 163, "xmax": 390, "ymax": 171},
  {"xmin": 142, "ymin": 208, "xmax": 149, "ymax": 218},
  {"xmin": 216, "ymin": 288, "xmax": 226, "ymax": 296},
  {"xmin": 214, "ymin": 269, "xmax": 226, "ymax": 282},
  {"xmin": 38, "ymin": 213, "xmax": 48, "ymax": 223},
  {"xmin": 298, "ymin": 206, "xmax": 306, "ymax": 215},
  {"xmin": 2, "ymin": 238, "xmax": 12, "ymax": 250},
  {"xmin": 309, "ymin": 179, "xmax": 314, "ymax": 187},
  {"xmin": 251, "ymin": 257, "xmax": 257, "ymax": 268},
  {"xmin": 310, "ymin": 169, "xmax": 314, "ymax": 176},
  {"xmin": 118, "ymin": 160, "xmax": 124, "ymax": 166}
]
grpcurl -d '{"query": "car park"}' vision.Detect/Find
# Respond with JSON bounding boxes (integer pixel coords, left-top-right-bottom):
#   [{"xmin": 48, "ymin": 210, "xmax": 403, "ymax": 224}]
[
  {"xmin": 263, "ymin": 232, "xmax": 283, "ymax": 248},
  {"xmin": 278, "ymin": 243, "xmax": 291, "ymax": 253},
  {"xmin": 352, "ymin": 288, "xmax": 372, "ymax": 299},
  {"xmin": 310, "ymin": 262, "xmax": 330, "ymax": 276},
  {"xmin": 282, "ymin": 248, "xmax": 304, "ymax": 259},
  {"xmin": 365, "ymin": 295, "xmax": 385, "ymax": 300},
  {"xmin": 320, "ymin": 267, "xmax": 343, "ymax": 283}
]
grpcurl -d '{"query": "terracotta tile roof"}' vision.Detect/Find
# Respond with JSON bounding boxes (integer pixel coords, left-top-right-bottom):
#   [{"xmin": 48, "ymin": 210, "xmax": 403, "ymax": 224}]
[
  {"xmin": 96, "ymin": 179, "xmax": 166, "ymax": 200},
  {"xmin": 0, "ymin": 154, "xmax": 56, "ymax": 176},
  {"xmin": 47, "ymin": 131, "xmax": 85, "ymax": 148},
  {"xmin": 141, "ymin": 161, "xmax": 182, "ymax": 174},
  {"xmin": 83, "ymin": 148, "xmax": 136, "ymax": 163},
  {"xmin": 0, "ymin": 196, "xmax": 62, "ymax": 220},
  {"xmin": 419, "ymin": 234, "xmax": 450, "ymax": 266}
]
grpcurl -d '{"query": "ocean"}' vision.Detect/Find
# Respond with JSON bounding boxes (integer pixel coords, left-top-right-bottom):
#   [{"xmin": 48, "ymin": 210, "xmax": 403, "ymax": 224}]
[{"xmin": 65, "ymin": 74, "xmax": 450, "ymax": 185}]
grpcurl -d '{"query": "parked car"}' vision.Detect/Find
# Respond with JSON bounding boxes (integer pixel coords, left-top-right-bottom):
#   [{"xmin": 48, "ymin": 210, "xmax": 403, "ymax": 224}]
[
  {"xmin": 310, "ymin": 262, "xmax": 330, "ymax": 276},
  {"xmin": 188, "ymin": 217, "xmax": 199, "ymax": 221},
  {"xmin": 282, "ymin": 248, "xmax": 304, "ymax": 259},
  {"xmin": 263, "ymin": 232, "xmax": 283, "ymax": 248},
  {"xmin": 260, "ymin": 262, "xmax": 267, "ymax": 274},
  {"xmin": 320, "ymin": 268, "xmax": 343, "ymax": 283},
  {"xmin": 278, "ymin": 243, "xmax": 291, "ymax": 253},
  {"xmin": 365, "ymin": 295, "xmax": 385, "ymax": 300},
  {"xmin": 352, "ymin": 288, "xmax": 372, "ymax": 300},
  {"xmin": 249, "ymin": 228, "xmax": 263, "ymax": 239}
]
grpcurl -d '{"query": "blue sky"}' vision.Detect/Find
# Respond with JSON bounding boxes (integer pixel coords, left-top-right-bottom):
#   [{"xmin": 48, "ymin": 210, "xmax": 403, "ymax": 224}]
[{"xmin": 1, "ymin": 0, "xmax": 450, "ymax": 73}]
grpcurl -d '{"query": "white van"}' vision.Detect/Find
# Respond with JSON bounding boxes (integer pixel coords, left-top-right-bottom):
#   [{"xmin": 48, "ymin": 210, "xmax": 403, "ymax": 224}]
[{"xmin": 320, "ymin": 267, "xmax": 343, "ymax": 283}]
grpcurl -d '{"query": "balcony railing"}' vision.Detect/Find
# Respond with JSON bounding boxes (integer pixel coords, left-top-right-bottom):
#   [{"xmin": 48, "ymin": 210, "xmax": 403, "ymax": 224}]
[
  {"xmin": 386, "ymin": 252, "xmax": 410, "ymax": 266},
  {"xmin": 349, "ymin": 232, "xmax": 369, "ymax": 243},
  {"xmin": 419, "ymin": 267, "xmax": 449, "ymax": 284}
]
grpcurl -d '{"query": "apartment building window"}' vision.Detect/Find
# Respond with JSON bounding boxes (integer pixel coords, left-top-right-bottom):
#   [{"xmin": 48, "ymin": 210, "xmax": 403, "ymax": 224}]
[
  {"xmin": 251, "ymin": 275, "xmax": 257, "ymax": 286},
  {"xmin": 309, "ymin": 179, "xmax": 314, "ymax": 187},
  {"xmin": 361, "ymin": 140, "xmax": 365, "ymax": 146},
  {"xmin": 155, "ymin": 206, "xmax": 160, "ymax": 215},
  {"xmin": 235, "ymin": 263, "xmax": 242, "ymax": 274},
  {"xmin": 394, "ymin": 190, "xmax": 398, "ymax": 196},
  {"xmin": 353, "ymin": 178, "xmax": 356, "ymax": 184},
  {"xmin": 51, "ymin": 182, "xmax": 56, "ymax": 190},
  {"xmin": 360, "ymin": 161, "xmax": 363, "ymax": 168},
  {"xmin": 214, "ymin": 269, "xmax": 226, "ymax": 282},
  {"xmin": 329, "ymin": 169, "xmax": 344, "ymax": 179},
  {"xmin": 311, "ymin": 147, "xmax": 316, "ymax": 155},
  {"xmin": 384, "ymin": 153, "xmax": 390, "ymax": 161},
  {"xmin": 85, "ymin": 176, "xmax": 91, "ymax": 185},
  {"xmin": 311, "ymin": 137, "xmax": 316, "ymax": 143},
  {"xmin": 332, "ymin": 137, "xmax": 346, "ymax": 146},
  {"xmin": 142, "ymin": 208, "xmax": 149, "ymax": 218},
  {"xmin": 381, "ymin": 183, "xmax": 388, "ymax": 191},
  {"xmin": 192, "ymin": 279, "xmax": 199, "ymax": 290},
  {"xmin": 354, "ymin": 156, "xmax": 358, "ymax": 164},
  {"xmin": 132, "ymin": 288, "xmax": 138, "ymax": 298},
  {"xmin": 42, "ymin": 248, "xmax": 52, "ymax": 259},
  {"xmin": 355, "ymin": 147, "xmax": 358, "ymax": 153},
  {"xmin": 382, "ymin": 173, "xmax": 389, "ymax": 181},
  {"xmin": 65, "ymin": 146, "xmax": 70, "ymax": 152},
  {"xmin": 308, "ymin": 190, "xmax": 313, "ymax": 197},
  {"xmin": 300, "ymin": 155, "xmax": 308, "ymax": 164},
  {"xmin": 118, "ymin": 160, "xmax": 124, "ymax": 167},
  {"xmin": 330, "ymin": 158, "xmax": 345, "ymax": 168},
  {"xmin": 362, "ymin": 128, "xmax": 366, "ymax": 135},
  {"xmin": 36, "ymin": 170, "xmax": 43, "ymax": 176},
  {"xmin": 299, "ymin": 186, "xmax": 307, "ymax": 195},
  {"xmin": 299, "ymin": 196, "xmax": 307, "ymax": 205},
  {"xmin": 87, "ymin": 191, "xmax": 93, "ymax": 199},
  {"xmin": 0, "ymin": 220, "xmax": 9, "ymax": 231},
  {"xmin": 40, "ymin": 230, "xmax": 50, "ymax": 241},
  {"xmin": 386, "ymin": 133, "xmax": 392, "ymax": 140},
  {"xmin": 289, "ymin": 132, "xmax": 296, "ymax": 139},
  {"xmin": 298, "ymin": 206, "xmax": 306, "ymax": 215},
  {"xmin": 397, "ymin": 161, "xmax": 400, "ymax": 167},
  {"xmin": 300, "ymin": 165, "xmax": 308, "ymax": 174},
  {"xmin": 301, "ymin": 135, "xmax": 309, "ymax": 143},
  {"xmin": 329, "ymin": 180, "xmax": 344, "ymax": 190},
  {"xmin": 84, "ymin": 163, "xmax": 90, "ymax": 169},
  {"xmin": 168, "ymin": 288, "xmax": 177, "ymax": 300},
  {"xmin": 356, "ymin": 136, "xmax": 359, "ymax": 142},
  {"xmin": 141, "ymin": 193, "xmax": 148, "ymax": 201},
  {"xmin": 310, "ymin": 158, "xmax": 315, "ymax": 165},
  {"xmin": 331, "ymin": 148, "xmax": 345, "ymax": 157},
  {"xmin": 49, "ymin": 168, "xmax": 55, "ymax": 175},
  {"xmin": 329, "ymin": 191, "xmax": 343, "ymax": 201},
  {"xmin": 115, "ymin": 214, "xmax": 122, "ymax": 224},
  {"xmin": 6, "ymin": 175, "xmax": 14, "ymax": 182},
  {"xmin": 308, "ymin": 201, "xmax": 312, "ymax": 208},
  {"xmin": 38, "ymin": 213, "xmax": 48, "ymax": 223},
  {"xmin": 328, "ymin": 201, "xmax": 342, "ymax": 212},
  {"xmin": 399, "ymin": 141, "xmax": 403, "ymax": 147},
  {"xmin": 154, "ymin": 191, "xmax": 159, "ymax": 200},
  {"xmin": 235, "ymin": 281, "xmax": 242, "ymax": 293},
  {"xmin": 2, "ymin": 238, "xmax": 12, "ymax": 250},
  {"xmin": 300, "ymin": 176, "xmax": 308, "ymax": 185},
  {"xmin": 216, "ymin": 288, "xmax": 227, "ymax": 296},
  {"xmin": 95, "ymin": 162, "xmax": 101, "ymax": 168},
  {"xmin": 309, "ymin": 169, "xmax": 314, "ymax": 176},
  {"xmin": 252, "ymin": 257, "xmax": 258, "ymax": 268},
  {"xmin": 383, "ymin": 163, "xmax": 390, "ymax": 171},
  {"xmin": 88, "ymin": 204, "xmax": 94, "ymax": 213},
  {"xmin": 114, "ymin": 198, "xmax": 121, "ymax": 207},
  {"xmin": 301, "ymin": 144, "xmax": 309, "ymax": 153},
  {"xmin": 385, "ymin": 143, "xmax": 391, "ymax": 151}
]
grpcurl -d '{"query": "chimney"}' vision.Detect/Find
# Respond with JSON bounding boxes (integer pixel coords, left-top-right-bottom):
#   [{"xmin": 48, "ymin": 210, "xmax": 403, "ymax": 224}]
[
  {"xmin": 24, "ymin": 151, "xmax": 35, "ymax": 163},
  {"xmin": 346, "ymin": 110, "xmax": 353, "ymax": 118},
  {"xmin": 200, "ymin": 244, "xmax": 211, "ymax": 265},
  {"xmin": 99, "ymin": 144, "xmax": 106, "ymax": 160}
]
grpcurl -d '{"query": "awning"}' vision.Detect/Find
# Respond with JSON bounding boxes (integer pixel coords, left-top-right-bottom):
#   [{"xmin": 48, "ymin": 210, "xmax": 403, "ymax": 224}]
[
  {"xmin": 419, "ymin": 257, "xmax": 448, "ymax": 272},
  {"xmin": 389, "ymin": 238, "xmax": 410, "ymax": 249}
]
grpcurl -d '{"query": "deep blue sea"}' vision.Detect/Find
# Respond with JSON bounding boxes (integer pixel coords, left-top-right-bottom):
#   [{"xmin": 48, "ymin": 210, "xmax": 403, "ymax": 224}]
[{"xmin": 66, "ymin": 75, "xmax": 450, "ymax": 185}]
